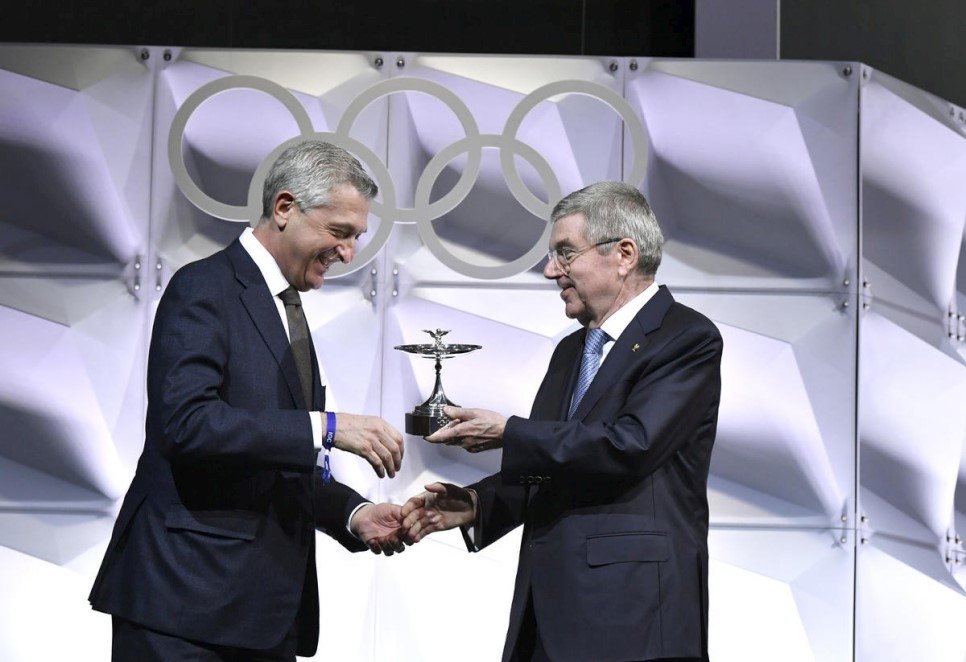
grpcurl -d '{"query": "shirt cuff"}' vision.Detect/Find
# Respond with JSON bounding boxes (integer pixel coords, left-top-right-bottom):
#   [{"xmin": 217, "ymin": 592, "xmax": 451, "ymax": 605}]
[
  {"xmin": 347, "ymin": 502, "xmax": 372, "ymax": 540},
  {"xmin": 460, "ymin": 489, "xmax": 482, "ymax": 551},
  {"xmin": 310, "ymin": 411, "xmax": 323, "ymax": 451}
]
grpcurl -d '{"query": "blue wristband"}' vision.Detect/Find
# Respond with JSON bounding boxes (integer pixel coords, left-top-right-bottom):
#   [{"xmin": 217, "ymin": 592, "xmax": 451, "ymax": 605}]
[{"xmin": 322, "ymin": 411, "xmax": 336, "ymax": 484}]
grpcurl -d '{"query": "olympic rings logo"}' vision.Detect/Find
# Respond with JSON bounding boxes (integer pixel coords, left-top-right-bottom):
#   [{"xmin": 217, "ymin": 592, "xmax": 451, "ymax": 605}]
[{"xmin": 169, "ymin": 74, "xmax": 649, "ymax": 280}]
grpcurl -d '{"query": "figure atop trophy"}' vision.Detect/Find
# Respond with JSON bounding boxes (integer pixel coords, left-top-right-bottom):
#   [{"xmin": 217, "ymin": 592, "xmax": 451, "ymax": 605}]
[{"xmin": 394, "ymin": 329, "xmax": 481, "ymax": 437}]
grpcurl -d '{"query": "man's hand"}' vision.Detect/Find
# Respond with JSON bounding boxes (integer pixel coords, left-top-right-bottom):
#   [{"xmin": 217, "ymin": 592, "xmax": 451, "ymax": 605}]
[
  {"xmin": 350, "ymin": 503, "xmax": 407, "ymax": 555},
  {"xmin": 400, "ymin": 482, "xmax": 477, "ymax": 543},
  {"xmin": 332, "ymin": 413, "xmax": 404, "ymax": 478},
  {"xmin": 424, "ymin": 406, "xmax": 507, "ymax": 453}
]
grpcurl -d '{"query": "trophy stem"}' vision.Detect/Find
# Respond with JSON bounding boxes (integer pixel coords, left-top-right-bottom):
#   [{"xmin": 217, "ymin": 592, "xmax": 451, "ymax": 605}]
[
  {"xmin": 417, "ymin": 355, "xmax": 456, "ymax": 410},
  {"xmin": 394, "ymin": 330, "xmax": 481, "ymax": 437}
]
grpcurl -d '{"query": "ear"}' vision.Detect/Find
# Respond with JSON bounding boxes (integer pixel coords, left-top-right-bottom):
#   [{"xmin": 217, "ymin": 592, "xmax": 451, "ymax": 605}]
[
  {"xmin": 272, "ymin": 191, "xmax": 297, "ymax": 230},
  {"xmin": 616, "ymin": 238, "xmax": 638, "ymax": 276}
]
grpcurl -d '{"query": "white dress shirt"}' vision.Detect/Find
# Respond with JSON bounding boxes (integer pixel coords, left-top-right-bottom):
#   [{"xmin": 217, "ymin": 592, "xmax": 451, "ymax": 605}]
[
  {"xmin": 239, "ymin": 228, "xmax": 326, "ymax": 449},
  {"xmin": 239, "ymin": 228, "xmax": 368, "ymax": 535},
  {"xmin": 566, "ymin": 280, "xmax": 660, "ymax": 412}
]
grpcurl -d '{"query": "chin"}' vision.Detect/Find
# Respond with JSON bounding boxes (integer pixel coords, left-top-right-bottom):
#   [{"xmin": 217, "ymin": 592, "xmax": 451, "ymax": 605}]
[
  {"xmin": 564, "ymin": 304, "xmax": 584, "ymax": 321},
  {"xmin": 305, "ymin": 270, "xmax": 326, "ymax": 290}
]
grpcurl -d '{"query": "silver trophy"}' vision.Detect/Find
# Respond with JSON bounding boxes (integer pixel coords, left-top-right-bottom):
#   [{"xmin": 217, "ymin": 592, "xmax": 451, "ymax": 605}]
[{"xmin": 394, "ymin": 329, "xmax": 482, "ymax": 436}]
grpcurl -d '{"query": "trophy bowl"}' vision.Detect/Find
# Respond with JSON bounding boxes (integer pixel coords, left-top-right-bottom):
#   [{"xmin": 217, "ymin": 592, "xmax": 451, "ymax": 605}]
[{"xmin": 394, "ymin": 329, "xmax": 481, "ymax": 436}]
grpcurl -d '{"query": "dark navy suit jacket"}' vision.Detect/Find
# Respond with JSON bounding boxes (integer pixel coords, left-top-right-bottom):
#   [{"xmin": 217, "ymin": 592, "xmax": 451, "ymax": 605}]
[
  {"xmin": 466, "ymin": 286, "xmax": 722, "ymax": 662},
  {"xmin": 89, "ymin": 239, "xmax": 367, "ymax": 655}
]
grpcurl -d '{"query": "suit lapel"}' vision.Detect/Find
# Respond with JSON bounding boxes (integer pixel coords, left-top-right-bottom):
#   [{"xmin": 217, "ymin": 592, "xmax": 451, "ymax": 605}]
[
  {"xmin": 226, "ymin": 240, "xmax": 307, "ymax": 409},
  {"xmin": 569, "ymin": 285, "xmax": 674, "ymax": 421},
  {"xmin": 532, "ymin": 331, "xmax": 582, "ymax": 421}
]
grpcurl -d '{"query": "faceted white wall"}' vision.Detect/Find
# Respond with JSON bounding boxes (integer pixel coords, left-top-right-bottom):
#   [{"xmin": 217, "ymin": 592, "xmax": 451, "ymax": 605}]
[{"xmin": 1, "ymin": 45, "xmax": 964, "ymax": 661}]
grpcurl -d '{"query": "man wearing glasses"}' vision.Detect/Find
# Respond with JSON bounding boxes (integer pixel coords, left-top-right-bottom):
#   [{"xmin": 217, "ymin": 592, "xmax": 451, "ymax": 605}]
[{"xmin": 402, "ymin": 181, "xmax": 723, "ymax": 662}]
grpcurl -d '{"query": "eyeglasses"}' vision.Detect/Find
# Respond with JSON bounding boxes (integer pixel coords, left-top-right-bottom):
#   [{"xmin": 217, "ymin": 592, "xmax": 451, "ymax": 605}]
[{"xmin": 546, "ymin": 238, "xmax": 621, "ymax": 271}]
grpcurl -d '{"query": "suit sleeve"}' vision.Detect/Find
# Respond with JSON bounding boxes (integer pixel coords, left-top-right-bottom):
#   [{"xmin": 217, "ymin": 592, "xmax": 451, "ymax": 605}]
[
  {"xmin": 147, "ymin": 266, "xmax": 317, "ymax": 469},
  {"xmin": 313, "ymin": 467, "xmax": 368, "ymax": 552},
  {"xmin": 459, "ymin": 473, "xmax": 528, "ymax": 551},
  {"xmin": 501, "ymin": 320, "xmax": 722, "ymax": 483}
]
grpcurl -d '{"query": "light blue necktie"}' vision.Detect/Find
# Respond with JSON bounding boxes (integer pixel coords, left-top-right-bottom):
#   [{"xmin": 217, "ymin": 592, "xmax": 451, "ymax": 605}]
[{"xmin": 568, "ymin": 327, "xmax": 610, "ymax": 419}]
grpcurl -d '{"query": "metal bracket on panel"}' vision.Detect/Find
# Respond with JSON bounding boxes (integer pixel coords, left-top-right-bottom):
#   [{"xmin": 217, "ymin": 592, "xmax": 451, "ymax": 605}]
[
  {"xmin": 161, "ymin": 48, "xmax": 181, "ymax": 68},
  {"xmin": 835, "ymin": 528, "xmax": 851, "ymax": 548},
  {"xmin": 126, "ymin": 254, "xmax": 143, "ymax": 300},
  {"xmin": 857, "ymin": 513, "xmax": 873, "ymax": 547},
  {"xmin": 367, "ymin": 266, "xmax": 378, "ymax": 303},
  {"xmin": 391, "ymin": 266, "xmax": 399, "ymax": 298},
  {"xmin": 944, "ymin": 529, "xmax": 963, "ymax": 569},
  {"xmin": 834, "ymin": 507, "xmax": 859, "ymax": 548},
  {"xmin": 387, "ymin": 52, "xmax": 415, "ymax": 80},
  {"xmin": 946, "ymin": 307, "xmax": 964, "ymax": 343},
  {"xmin": 838, "ymin": 271, "xmax": 856, "ymax": 312},
  {"xmin": 860, "ymin": 278, "xmax": 873, "ymax": 311},
  {"xmin": 155, "ymin": 258, "xmax": 165, "ymax": 294},
  {"xmin": 136, "ymin": 46, "xmax": 178, "ymax": 70}
]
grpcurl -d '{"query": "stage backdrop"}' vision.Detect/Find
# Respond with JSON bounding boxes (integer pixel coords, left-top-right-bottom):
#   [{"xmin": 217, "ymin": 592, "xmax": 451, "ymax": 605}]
[{"xmin": 0, "ymin": 45, "xmax": 964, "ymax": 661}]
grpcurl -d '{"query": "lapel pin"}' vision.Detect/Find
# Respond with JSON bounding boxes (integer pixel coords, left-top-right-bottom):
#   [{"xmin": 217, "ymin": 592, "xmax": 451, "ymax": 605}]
[{"xmin": 632, "ymin": 343, "xmax": 640, "ymax": 352}]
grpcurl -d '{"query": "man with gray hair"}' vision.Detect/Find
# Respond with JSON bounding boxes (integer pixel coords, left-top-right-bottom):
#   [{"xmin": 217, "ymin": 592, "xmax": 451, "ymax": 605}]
[
  {"xmin": 90, "ymin": 140, "xmax": 406, "ymax": 660},
  {"xmin": 403, "ymin": 181, "xmax": 722, "ymax": 661}
]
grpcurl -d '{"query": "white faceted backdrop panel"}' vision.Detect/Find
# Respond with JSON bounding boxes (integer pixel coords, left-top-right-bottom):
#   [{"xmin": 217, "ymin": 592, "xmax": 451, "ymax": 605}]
[
  {"xmin": 0, "ymin": 44, "xmax": 154, "ymax": 662},
  {"xmin": 857, "ymin": 68, "xmax": 966, "ymax": 662},
  {"xmin": 627, "ymin": 60, "xmax": 858, "ymax": 291},
  {"xmin": 1, "ymin": 45, "xmax": 965, "ymax": 662}
]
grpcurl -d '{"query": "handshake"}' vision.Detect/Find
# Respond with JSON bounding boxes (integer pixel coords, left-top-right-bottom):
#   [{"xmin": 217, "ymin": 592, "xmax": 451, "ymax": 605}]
[
  {"xmin": 344, "ymin": 405, "xmax": 505, "ymax": 555},
  {"xmin": 350, "ymin": 482, "xmax": 477, "ymax": 555}
]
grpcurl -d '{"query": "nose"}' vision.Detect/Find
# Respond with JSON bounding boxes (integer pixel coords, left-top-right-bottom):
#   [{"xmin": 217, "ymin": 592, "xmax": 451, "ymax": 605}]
[
  {"xmin": 336, "ymin": 239, "xmax": 356, "ymax": 264},
  {"xmin": 543, "ymin": 256, "xmax": 563, "ymax": 280}
]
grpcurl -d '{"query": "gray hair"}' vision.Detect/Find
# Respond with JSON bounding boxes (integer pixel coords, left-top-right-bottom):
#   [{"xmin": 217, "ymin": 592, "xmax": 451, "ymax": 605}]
[
  {"xmin": 261, "ymin": 140, "xmax": 378, "ymax": 220},
  {"xmin": 551, "ymin": 181, "xmax": 664, "ymax": 276}
]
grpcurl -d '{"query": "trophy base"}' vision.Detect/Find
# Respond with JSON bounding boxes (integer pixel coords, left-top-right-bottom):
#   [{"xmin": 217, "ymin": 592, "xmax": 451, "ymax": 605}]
[{"xmin": 406, "ymin": 412, "xmax": 450, "ymax": 437}]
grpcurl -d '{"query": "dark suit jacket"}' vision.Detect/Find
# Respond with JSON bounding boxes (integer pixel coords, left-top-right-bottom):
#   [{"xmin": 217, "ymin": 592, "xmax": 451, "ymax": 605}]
[
  {"xmin": 89, "ymin": 239, "xmax": 367, "ymax": 655},
  {"xmin": 466, "ymin": 286, "xmax": 722, "ymax": 662}
]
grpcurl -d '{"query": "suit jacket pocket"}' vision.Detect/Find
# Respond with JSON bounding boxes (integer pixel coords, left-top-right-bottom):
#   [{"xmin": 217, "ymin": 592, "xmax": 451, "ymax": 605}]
[
  {"xmin": 165, "ymin": 504, "xmax": 259, "ymax": 541},
  {"xmin": 586, "ymin": 531, "xmax": 669, "ymax": 566}
]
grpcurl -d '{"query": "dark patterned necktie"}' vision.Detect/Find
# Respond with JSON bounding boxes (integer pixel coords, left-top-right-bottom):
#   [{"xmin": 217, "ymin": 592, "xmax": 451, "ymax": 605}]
[
  {"xmin": 278, "ymin": 286, "xmax": 313, "ymax": 409},
  {"xmin": 568, "ymin": 327, "xmax": 610, "ymax": 419}
]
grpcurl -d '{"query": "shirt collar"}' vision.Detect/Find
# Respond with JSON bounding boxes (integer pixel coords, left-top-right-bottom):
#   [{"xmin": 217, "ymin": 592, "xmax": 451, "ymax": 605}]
[
  {"xmin": 239, "ymin": 227, "xmax": 291, "ymax": 297},
  {"xmin": 599, "ymin": 280, "xmax": 660, "ymax": 342}
]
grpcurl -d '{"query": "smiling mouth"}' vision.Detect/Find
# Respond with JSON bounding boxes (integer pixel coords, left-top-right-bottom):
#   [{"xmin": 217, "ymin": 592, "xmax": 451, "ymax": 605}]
[{"xmin": 318, "ymin": 252, "xmax": 339, "ymax": 268}]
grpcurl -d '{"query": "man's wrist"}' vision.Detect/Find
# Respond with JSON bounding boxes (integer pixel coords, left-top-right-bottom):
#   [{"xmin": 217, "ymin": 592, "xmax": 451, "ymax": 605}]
[
  {"xmin": 348, "ymin": 502, "xmax": 372, "ymax": 538},
  {"xmin": 466, "ymin": 488, "xmax": 480, "ymax": 524}
]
